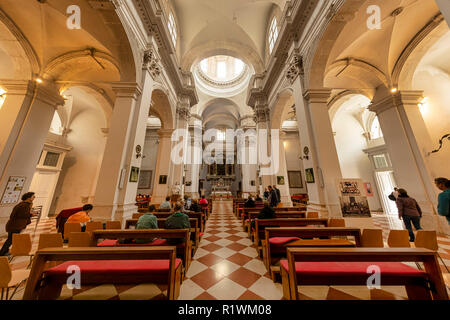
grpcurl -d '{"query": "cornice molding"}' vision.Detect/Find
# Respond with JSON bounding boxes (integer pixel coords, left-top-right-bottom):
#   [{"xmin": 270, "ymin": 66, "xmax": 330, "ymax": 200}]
[
  {"xmin": 369, "ymin": 90, "xmax": 423, "ymax": 115},
  {"xmin": 112, "ymin": 82, "xmax": 142, "ymax": 99},
  {"xmin": 303, "ymin": 89, "xmax": 332, "ymax": 104},
  {"xmin": 34, "ymin": 83, "xmax": 66, "ymax": 108},
  {"xmin": 0, "ymin": 80, "xmax": 35, "ymax": 96}
]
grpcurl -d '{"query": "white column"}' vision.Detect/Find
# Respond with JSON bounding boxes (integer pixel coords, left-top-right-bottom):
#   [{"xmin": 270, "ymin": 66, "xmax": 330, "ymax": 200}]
[
  {"xmin": 369, "ymin": 88, "xmax": 449, "ymax": 234},
  {"xmin": 255, "ymin": 103, "xmax": 273, "ymax": 195},
  {"xmin": 292, "ymin": 78, "xmax": 342, "ymax": 217},
  {"xmin": 151, "ymin": 129, "xmax": 174, "ymax": 204},
  {"xmin": 0, "ymin": 81, "xmax": 65, "ymax": 233},
  {"xmin": 436, "ymin": 0, "xmax": 450, "ymax": 27},
  {"xmin": 276, "ymin": 132, "xmax": 293, "ymax": 206},
  {"xmin": 93, "ymin": 67, "xmax": 154, "ymax": 222},
  {"xmin": 185, "ymin": 120, "xmax": 202, "ymax": 199}
]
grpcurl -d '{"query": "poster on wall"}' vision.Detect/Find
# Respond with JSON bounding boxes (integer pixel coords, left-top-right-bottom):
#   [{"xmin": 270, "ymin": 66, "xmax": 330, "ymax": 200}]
[
  {"xmin": 337, "ymin": 179, "xmax": 371, "ymax": 217},
  {"xmin": 1, "ymin": 176, "xmax": 26, "ymax": 205},
  {"xmin": 364, "ymin": 182, "xmax": 374, "ymax": 197}
]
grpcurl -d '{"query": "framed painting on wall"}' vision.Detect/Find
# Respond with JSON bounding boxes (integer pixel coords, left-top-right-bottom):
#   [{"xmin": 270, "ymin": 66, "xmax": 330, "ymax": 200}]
[
  {"xmin": 305, "ymin": 168, "xmax": 315, "ymax": 183},
  {"xmin": 159, "ymin": 175, "xmax": 168, "ymax": 185},
  {"xmin": 277, "ymin": 176, "xmax": 285, "ymax": 185},
  {"xmin": 129, "ymin": 167, "xmax": 140, "ymax": 183},
  {"xmin": 138, "ymin": 170, "xmax": 152, "ymax": 189}
]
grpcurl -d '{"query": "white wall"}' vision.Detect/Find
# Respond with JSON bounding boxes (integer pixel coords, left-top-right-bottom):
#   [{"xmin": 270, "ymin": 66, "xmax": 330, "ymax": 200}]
[
  {"xmin": 138, "ymin": 128, "xmax": 159, "ymax": 194},
  {"xmin": 283, "ymin": 131, "xmax": 307, "ymax": 195}
]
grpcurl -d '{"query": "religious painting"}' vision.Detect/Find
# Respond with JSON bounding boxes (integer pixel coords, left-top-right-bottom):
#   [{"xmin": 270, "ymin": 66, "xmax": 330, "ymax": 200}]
[
  {"xmin": 159, "ymin": 175, "xmax": 168, "ymax": 185},
  {"xmin": 340, "ymin": 196, "xmax": 371, "ymax": 217},
  {"xmin": 288, "ymin": 171, "xmax": 303, "ymax": 188},
  {"xmin": 339, "ymin": 179, "xmax": 361, "ymax": 196},
  {"xmin": 277, "ymin": 176, "xmax": 285, "ymax": 185},
  {"xmin": 305, "ymin": 168, "xmax": 315, "ymax": 183},
  {"xmin": 138, "ymin": 170, "xmax": 152, "ymax": 189},
  {"xmin": 1, "ymin": 176, "xmax": 26, "ymax": 205},
  {"xmin": 250, "ymin": 180, "xmax": 255, "ymax": 186},
  {"xmin": 129, "ymin": 167, "xmax": 140, "ymax": 183},
  {"xmin": 364, "ymin": 182, "xmax": 374, "ymax": 197},
  {"xmin": 185, "ymin": 181, "xmax": 192, "ymax": 187}
]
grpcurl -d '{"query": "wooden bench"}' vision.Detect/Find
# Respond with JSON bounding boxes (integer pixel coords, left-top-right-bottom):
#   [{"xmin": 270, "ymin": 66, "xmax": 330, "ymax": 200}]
[
  {"xmin": 262, "ymin": 227, "xmax": 362, "ymax": 279},
  {"xmin": 125, "ymin": 218, "xmax": 201, "ymax": 254},
  {"xmin": 92, "ymin": 229, "xmax": 192, "ymax": 270},
  {"xmin": 253, "ymin": 218, "xmax": 329, "ymax": 247},
  {"xmin": 241, "ymin": 207, "xmax": 305, "ymax": 225},
  {"xmin": 280, "ymin": 247, "xmax": 449, "ymax": 300},
  {"xmin": 244, "ymin": 211, "xmax": 306, "ymax": 234},
  {"xmin": 23, "ymin": 247, "xmax": 182, "ymax": 300}
]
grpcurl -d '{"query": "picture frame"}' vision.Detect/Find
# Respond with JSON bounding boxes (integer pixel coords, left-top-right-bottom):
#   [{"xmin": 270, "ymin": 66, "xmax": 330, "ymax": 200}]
[
  {"xmin": 288, "ymin": 171, "xmax": 303, "ymax": 188},
  {"xmin": 129, "ymin": 167, "xmax": 140, "ymax": 183},
  {"xmin": 277, "ymin": 176, "xmax": 285, "ymax": 185},
  {"xmin": 185, "ymin": 181, "xmax": 192, "ymax": 187},
  {"xmin": 250, "ymin": 180, "xmax": 255, "ymax": 186},
  {"xmin": 138, "ymin": 170, "xmax": 152, "ymax": 189},
  {"xmin": 159, "ymin": 175, "xmax": 168, "ymax": 185},
  {"xmin": 305, "ymin": 168, "xmax": 315, "ymax": 183}
]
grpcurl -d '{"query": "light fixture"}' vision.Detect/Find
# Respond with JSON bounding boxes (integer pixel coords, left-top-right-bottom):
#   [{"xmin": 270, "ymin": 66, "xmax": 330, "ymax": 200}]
[
  {"xmin": 35, "ymin": 78, "xmax": 43, "ymax": 84},
  {"xmin": 0, "ymin": 87, "xmax": 6, "ymax": 109},
  {"xmin": 390, "ymin": 87, "xmax": 398, "ymax": 93},
  {"xmin": 418, "ymin": 97, "xmax": 429, "ymax": 115}
]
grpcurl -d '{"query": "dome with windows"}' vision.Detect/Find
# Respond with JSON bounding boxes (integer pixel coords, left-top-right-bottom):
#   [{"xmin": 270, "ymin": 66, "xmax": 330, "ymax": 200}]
[{"xmin": 193, "ymin": 55, "xmax": 252, "ymax": 97}]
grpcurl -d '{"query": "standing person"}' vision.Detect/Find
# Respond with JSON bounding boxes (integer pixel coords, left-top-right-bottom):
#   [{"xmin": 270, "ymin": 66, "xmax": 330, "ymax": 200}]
[
  {"xmin": 396, "ymin": 189, "xmax": 422, "ymax": 242},
  {"xmin": 263, "ymin": 188, "xmax": 269, "ymax": 200},
  {"xmin": 66, "ymin": 204, "xmax": 93, "ymax": 232},
  {"xmin": 267, "ymin": 186, "xmax": 278, "ymax": 207},
  {"xmin": 0, "ymin": 192, "xmax": 36, "ymax": 256},
  {"xmin": 435, "ymin": 177, "xmax": 450, "ymax": 224},
  {"xmin": 389, "ymin": 187, "xmax": 399, "ymax": 201},
  {"xmin": 274, "ymin": 185, "xmax": 281, "ymax": 207},
  {"xmin": 199, "ymin": 196, "xmax": 208, "ymax": 209}
]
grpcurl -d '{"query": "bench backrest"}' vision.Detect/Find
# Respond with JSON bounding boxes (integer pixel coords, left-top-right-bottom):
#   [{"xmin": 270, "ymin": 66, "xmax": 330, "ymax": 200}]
[
  {"xmin": 23, "ymin": 247, "xmax": 178, "ymax": 300},
  {"xmin": 285, "ymin": 247, "xmax": 448, "ymax": 300},
  {"xmin": 254, "ymin": 219, "xmax": 329, "ymax": 244}
]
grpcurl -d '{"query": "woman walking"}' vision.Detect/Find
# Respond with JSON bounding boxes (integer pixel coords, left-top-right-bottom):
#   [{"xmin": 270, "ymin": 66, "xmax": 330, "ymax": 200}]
[{"xmin": 396, "ymin": 188, "xmax": 422, "ymax": 242}]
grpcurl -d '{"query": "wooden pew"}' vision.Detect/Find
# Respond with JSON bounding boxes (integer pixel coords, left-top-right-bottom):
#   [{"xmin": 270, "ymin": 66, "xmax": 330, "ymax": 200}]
[
  {"xmin": 241, "ymin": 207, "xmax": 304, "ymax": 225},
  {"xmin": 253, "ymin": 218, "xmax": 329, "ymax": 249},
  {"xmin": 262, "ymin": 227, "xmax": 362, "ymax": 279},
  {"xmin": 153, "ymin": 211, "xmax": 204, "ymax": 233},
  {"xmin": 125, "ymin": 218, "xmax": 200, "ymax": 254},
  {"xmin": 245, "ymin": 210, "xmax": 306, "ymax": 234},
  {"xmin": 92, "ymin": 229, "xmax": 192, "ymax": 270},
  {"xmin": 23, "ymin": 247, "xmax": 182, "ymax": 300},
  {"xmin": 280, "ymin": 247, "xmax": 449, "ymax": 300}
]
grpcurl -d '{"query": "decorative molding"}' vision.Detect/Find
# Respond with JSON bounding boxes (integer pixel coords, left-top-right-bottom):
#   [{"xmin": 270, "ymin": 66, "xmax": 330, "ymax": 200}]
[
  {"xmin": 157, "ymin": 128, "xmax": 174, "ymax": 138},
  {"xmin": 111, "ymin": 82, "xmax": 142, "ymax": 99},
  {"xmin": 285, "ymin": 49, "xmax": 304, "ymax": 84},
  {"xmin": 143, "ymin": 48, "xmax": 161, "ymax": 79},
  {"xmin": 34, "ymin": 83, "xmax": 66, "ymax": 108},
  {"xmin": 303, "ymin": 89, "xmax": 332, "ymax": 104},
  {"xmin": 0, "ymin": 80, "xmax": 35, "ymax": 96},
  {"xmin": 369, "ymin": 90, "xmax": 423, "ymax": 115}
]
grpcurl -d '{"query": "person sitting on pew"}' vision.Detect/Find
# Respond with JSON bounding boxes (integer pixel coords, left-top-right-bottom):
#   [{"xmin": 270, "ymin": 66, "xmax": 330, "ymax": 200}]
[
  {"xmin": 244, "ymin": 194, "xmax": 256, "ymax": 208},
  {"xmin": 184, "ymin": 195, "xmax": 192, "ymax": 211},
  {"xmin": 159, "ymin": 196, "xmax": 172, "ymax": 210},
  {"xmin": 165, "ymin": 203, "xmax": 190, "ymax": 244},
  {"xmin": 190, "ymin": 199, "xmax": 202, "ymax": 213},
  {"xmin": 251, "ymin": 201, "xmax": 276, "ymax": 229},
  {"xmin": 255, "ymin": 194, "xmax": 262, "ymax": 201},
  {"xmin": 66, "ymin": 204, "xmax": 93, "ymax": 232},
  {"xmin": 119, "ymin": 205, "xmax": 159, "ymax": 244}
]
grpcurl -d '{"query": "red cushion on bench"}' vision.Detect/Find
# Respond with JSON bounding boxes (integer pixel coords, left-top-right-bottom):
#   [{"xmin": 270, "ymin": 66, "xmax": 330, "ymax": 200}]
[
  {"xmin": 269, "ymin": 237, "xmax": 301, "ymax": 245},
  {"xmin": 46, "ymin": 259, "xmax": 182, "ymax": 276},
  {"xmin": 199, "ymin": 232, "xmax": 204, "ymax": 237},
  {"xmin": 97, "ymin": 238, "xmax": 169, "ymax": 247},
  {"xmin": 280, "ymin": 260, "xmax": 426, "ymax": 277}
]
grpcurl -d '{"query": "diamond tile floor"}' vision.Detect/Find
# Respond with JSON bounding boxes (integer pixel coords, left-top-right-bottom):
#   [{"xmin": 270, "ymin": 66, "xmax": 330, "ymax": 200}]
[{"xmin": 3, "ymin": 200, "xmax": 450, "ymax": 300}]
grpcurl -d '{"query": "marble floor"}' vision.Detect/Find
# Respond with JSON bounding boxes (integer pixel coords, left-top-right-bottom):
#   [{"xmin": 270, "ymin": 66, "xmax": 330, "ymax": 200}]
[{"xmin": 2, "ymin": 200, "xmax": 450, "ymax": 300}]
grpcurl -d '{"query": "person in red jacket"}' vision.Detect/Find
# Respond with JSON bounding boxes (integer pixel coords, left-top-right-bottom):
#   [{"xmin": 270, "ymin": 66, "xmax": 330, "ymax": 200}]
[{"xmin": 0, "ymin": 192, "xmax": 37, "ymax": 256}]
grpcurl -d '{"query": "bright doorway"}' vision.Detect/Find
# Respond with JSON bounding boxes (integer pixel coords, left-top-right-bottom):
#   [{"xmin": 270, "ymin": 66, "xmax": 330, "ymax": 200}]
[{"xmin": 375, "ymin": 170, "xmax": 398, "ymax": 215}]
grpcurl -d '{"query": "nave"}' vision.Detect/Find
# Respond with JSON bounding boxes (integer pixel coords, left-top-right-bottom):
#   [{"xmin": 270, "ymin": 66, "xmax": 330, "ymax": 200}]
[{"xmin": 4, "ymin": 200, "xmax": 450, "ymax": 300}]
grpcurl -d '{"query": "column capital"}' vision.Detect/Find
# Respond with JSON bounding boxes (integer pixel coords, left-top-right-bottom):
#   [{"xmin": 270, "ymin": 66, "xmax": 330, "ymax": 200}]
[
  {"xmin": 303, "ymin": 89, "xmax": 332, "ymax": 103},
  {"xmin": 112, "ymin": 82, "xmax": 142, "ymax": 99},
  {"xmin": 254, "ymin": 104, "xmax": 270, "ymax": 124},
  {"xmin": 35, "ymin": 82, "xmax": 65, "ymax": 108},
  {"xmin": 157, "ymin": 128, "xmax": 174, "ymax": 138},
  {"xmin": 143, "ymin": 47, "xmax": 161, "ymax": 80},
  {"xmin": 285, "ymin": 48, "xmax": 304, "ymax": 84},
  {"xmin": 369, "ymin": 90, "xmax": 424, "ymax": 115}
]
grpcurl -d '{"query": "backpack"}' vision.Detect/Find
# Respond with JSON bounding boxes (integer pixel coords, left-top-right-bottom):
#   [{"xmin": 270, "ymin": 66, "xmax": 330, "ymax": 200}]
[{"xmin": 388, "ymin": 193, "xmax": 396, "ymax": 201}]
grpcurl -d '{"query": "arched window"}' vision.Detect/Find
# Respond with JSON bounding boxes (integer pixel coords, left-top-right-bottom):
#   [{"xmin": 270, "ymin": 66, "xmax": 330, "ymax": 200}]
[
  {"xmin": 268, "ymin": 17, "xmax": 279, "ymax": 54},
  {"xmin": 168, "ymin": 12, "xmax": 177, "ymax": 47},
  {"xmin": 370, "ymin": 117, "xmax": 383, "ymax": 140}
]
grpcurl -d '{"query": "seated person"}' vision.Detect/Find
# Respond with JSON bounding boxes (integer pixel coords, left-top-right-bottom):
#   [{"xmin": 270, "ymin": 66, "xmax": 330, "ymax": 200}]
[
  {"xmin": 119, "ymin": 205, "xmax": 159, "ymax": 244},
  {"xmin": 199, "ymin": 196, "xmax": 208, "ymax": 209},
  {"xmin": 251, "ymin": 202, "xmax": 276, "ymax": 230},
  {"xmin": 244, "ymin": 195, "xmax": 256, "ymax": 208},
  {"xmin": 159, "ymin": 196, "xmax": 172, "ymax": 210},
  {"xmin": 190, "ymin": 199, "xmax": 201, "ymax": 213},
  {"xmin": 255, "ymin": 194, "xmax": 263, "ymax": 201},
  {"xmin": 66, "ymin": 204, "xmax": 93, "ymax": 232},
  {"xmin": 164, "ymin": 203, "xmax": 190, "ymax": 244}
]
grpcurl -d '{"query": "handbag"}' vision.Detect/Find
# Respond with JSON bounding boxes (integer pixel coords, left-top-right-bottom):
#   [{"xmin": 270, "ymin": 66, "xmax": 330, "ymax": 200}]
[{"xmin": 388, "ymin": 193, "xmax": 396, "ymax": 201}]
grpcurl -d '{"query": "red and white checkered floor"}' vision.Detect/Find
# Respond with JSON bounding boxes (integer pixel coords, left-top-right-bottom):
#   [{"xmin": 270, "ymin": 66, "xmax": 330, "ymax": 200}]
[{"xmin": 3, "ymin": 200, "xmax": 450, "ymax": 300}]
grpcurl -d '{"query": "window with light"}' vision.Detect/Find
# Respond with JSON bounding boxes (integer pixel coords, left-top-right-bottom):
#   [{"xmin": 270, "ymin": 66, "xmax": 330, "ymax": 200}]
[
  {"xmin": 370, "ymin": 117, "xmax": 383, "ymax": 140},
  {"xmin": 268, "ymin": 17, "xmax": 279, "ymax": 54},
  {"xmin": 168, "ymin": 12, "xmax": 177, "ymax": 47}
]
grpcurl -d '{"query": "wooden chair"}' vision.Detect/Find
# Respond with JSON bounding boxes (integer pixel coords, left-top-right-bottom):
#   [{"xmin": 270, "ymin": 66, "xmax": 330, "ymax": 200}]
[
  {"xmin": 361, "ymin": 229, "xmax": 384, "ymax": 248},
  {"xmin": 387, "ymin": 230, "xmax": 410, "ymax": 248},
  {"xmin": 68, "ymin": 232, "xmax": 93, "ymax": 247},
  {"xmin": 328, "ymin": 218, "xmax": 345, "ymax": 227},
  {"xmin": 105, "ymin": 221, "xmax": 122, "ymax": 230},
  {"xmin": 415, "ymin": 230, "xmax": 449, "ymax": 272},
  {"xmin": 63, "ymin": 223, "xmax": 81, "ymax": 241},
  {"xmin": 306, "ymin": 212, "xmax": 319, "ymax": 219},
  {"xmin": 38, "ymin": 234, "xmax": 63, "ymax": 250},
  {"xmin": 0, "ymin": 257, "xmax": 30, "ymax": 300},
  {"xmin": 85, "ymin": 221, "xmax": 103, "ymax": 233},
  {"xmin": 9, "ymin": 234, "xmax": 33, "ymax": 268}
]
